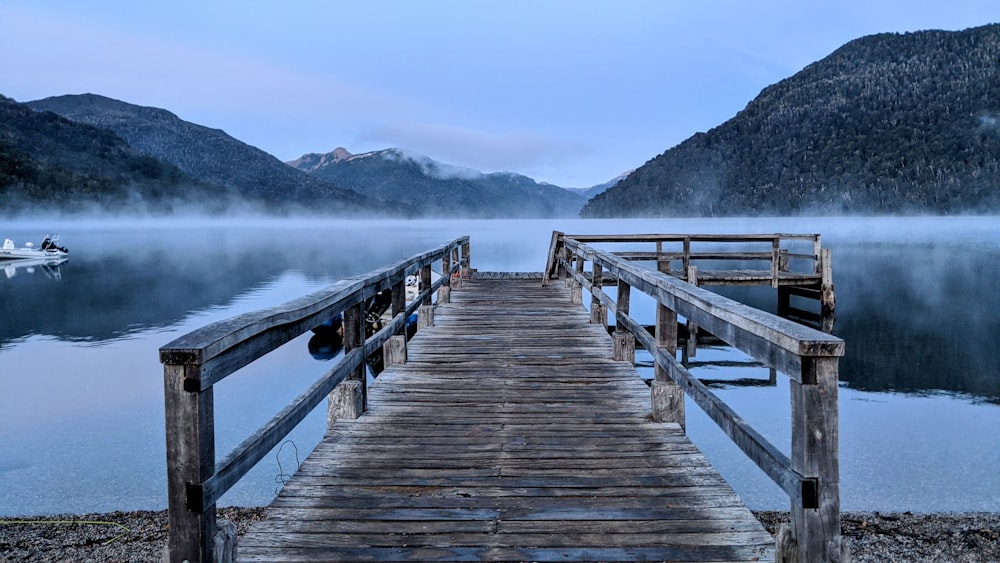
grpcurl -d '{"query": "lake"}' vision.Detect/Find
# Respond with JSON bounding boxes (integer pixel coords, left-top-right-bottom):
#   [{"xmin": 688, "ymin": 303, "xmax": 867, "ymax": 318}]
[{"xmin": 1, "ymin": 216, "xmax": 998, "ymax": 516}]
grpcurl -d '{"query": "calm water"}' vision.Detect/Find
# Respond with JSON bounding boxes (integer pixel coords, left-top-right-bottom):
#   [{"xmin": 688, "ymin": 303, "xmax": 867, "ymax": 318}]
[{"xmin": 1, "ymin": 216, "xmax": 998, "ymax": 516}]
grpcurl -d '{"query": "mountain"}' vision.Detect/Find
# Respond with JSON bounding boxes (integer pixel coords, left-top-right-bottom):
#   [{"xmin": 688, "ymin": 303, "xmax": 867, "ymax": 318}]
[
  {"xmin": 0, "ymin": 94, "xmax": 222, "ymax": 214},
  {"xmin": 27, "ymin": 94, "xmax": 388, "ymax": 215},
  {"xmin": 565, "ymin": 171, "xmax": 633, "ymax": 199},
  {"xmin": 582, "ymin": 24, "xmax": 1000, "ymax": 217},
  {"xmin": 289, "ymin": 147, "xmax": 587, "ymax": 217}
]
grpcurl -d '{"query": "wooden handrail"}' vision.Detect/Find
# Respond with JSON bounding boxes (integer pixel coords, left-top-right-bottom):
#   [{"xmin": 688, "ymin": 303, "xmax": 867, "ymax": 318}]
[
  {"xmin": 550, "ymin": 232, "xmax": 825, "ymax": 289},
  {"xmin": 547, "ymin": 232, "xmax": 843, "ymax": 561},
  {"xmin": 161, "ymin": 236, "xmax": 470, "ymax": 563},
  {"xmin": 565, "ymin": 233, "xmax": 821, "ymax": 242}
]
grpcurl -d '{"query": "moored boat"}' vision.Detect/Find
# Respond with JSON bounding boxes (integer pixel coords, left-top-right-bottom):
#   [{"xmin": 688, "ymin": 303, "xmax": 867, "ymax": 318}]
[{"xmin": 0, "ymin": 235, "xmax": 69, "ymax": 260}]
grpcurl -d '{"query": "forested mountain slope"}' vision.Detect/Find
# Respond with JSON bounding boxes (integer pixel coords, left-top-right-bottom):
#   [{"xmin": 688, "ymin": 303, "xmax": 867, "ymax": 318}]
[
  {"xmin": 28, "ymin": 94, "xmax": 386, "ymax": 215},
  {"xmin": 582, "ymin": 24, "xmax": 1000, "ymax": 217},
  {"xmin": 0, "ymin": 95, "xmax": 218, "ymax": 213}
]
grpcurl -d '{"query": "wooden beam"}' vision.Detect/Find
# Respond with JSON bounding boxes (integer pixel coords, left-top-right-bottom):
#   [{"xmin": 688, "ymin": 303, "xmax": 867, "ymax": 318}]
[
  {"xmin": 788, "ymin": 356, "xmax": 842, "ymax": 560},
  {"xmin": 163, "ymin": 364, "xmax": 216, "ymax": 563}
]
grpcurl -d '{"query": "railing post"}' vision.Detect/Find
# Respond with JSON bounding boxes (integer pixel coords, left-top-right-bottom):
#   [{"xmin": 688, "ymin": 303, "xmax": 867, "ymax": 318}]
[
  {"xmin": 682, "ymin": 237, "xmax": 691, "ymax": 274},
  {"xmin": 164, "ymin": 364, "xmax": 217, "ymax": 563},
  {"xmin": 780, "ymin": 356, "xmax": 842, "ymax": 561},
  {"xmin": 542, "ymin": 231, "xmax": 563, "ymax": 286},
  {"xmin": 820, "ymin": 248, "xmax": 835, "ymax": 317},
  {"xmin": 652, "ymin": 261, "xmax": 684, "ymax": 428},
  {"xmin": 656, "ymin": 241, "xmax": 671, "ymax": 275},
  {"xmin": 560, "ymin": 246, "xmax": 571, "ymax": 286},
  {"xmin": 589, "ymin": 262, "xmax": 606, "ymax": 328},
  {"xmin": 384, "ymin": 275, "xmax": 408, "ymax": 366},
  {"xmin": 420, "ymin": 263, "xmax": 432, "ymax": 306},
  {"xmin": 779, "ymin": 248, "xmax": 790, "ymax": 272},
  {"xmin": 571, "ymin": 256, "xmax": 584, "ymax": 304},
  {"xmin": 684, "ymin": 265, "xmax": 698, "ymax": 360},
  {"xmin": 438, "ymin": 252, "xmax": 452, "ymax": 304},
  {"xmin": 461, "ymin": 240, "xmax": 471, "ymax": 279},
  {"xmin": 771, "ymin": 237, "xmax": 781, "ymax": 288},
  {"xmin": 813, "ymin": 236, "xmax": 823, "ymax": 275},
  {"xmin": 612, "ymin": 280, "xmax": 634, "ymax": 364},
  {"xmin": 418, "ymin": 263, "xmax": 435, "ymax": 329},
  {"xmin": 329, "ymin": 302, "xmax": 365, "ymax": 425},
  {"xmin": 451, "ymin": 247, "xmax": 462, "ymax": 289},
  {"xmin": 383, "ymin": 335, "xmax": 407, "ymax": 367}
]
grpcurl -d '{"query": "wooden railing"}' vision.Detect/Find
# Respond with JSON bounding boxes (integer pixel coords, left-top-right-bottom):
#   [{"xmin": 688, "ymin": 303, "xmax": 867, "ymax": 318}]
[
  {"xmin": 562, "ymin": 232, "xmax": 824, "ymax": 284},
  {"xmin": 160, "ymin": 237, "xmax": 470, "ymax": 563},
  {"xmin": 544, "ymin": 231, "xmax": 845, "ymax": 561}
]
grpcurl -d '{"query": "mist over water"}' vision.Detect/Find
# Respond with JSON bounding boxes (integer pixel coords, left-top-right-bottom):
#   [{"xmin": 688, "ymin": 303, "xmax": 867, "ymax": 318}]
[{"xmin": 0, "ymin": 216, "xmax": 997, "ymax": 515}]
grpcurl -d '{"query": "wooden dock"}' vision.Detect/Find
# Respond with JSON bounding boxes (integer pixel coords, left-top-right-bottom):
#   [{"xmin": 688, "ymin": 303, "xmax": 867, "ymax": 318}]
[
  {"xmin": 238, "ymin": 275, "xmax": 775, "ymax": 562},
  {"xmin": 162, "ymin": 234, "xmax": 844, "ymax": 562}
]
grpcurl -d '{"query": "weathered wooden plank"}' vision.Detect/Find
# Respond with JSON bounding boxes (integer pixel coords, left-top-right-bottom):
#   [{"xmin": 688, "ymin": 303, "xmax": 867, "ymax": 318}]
[
  {"xmin": 239, "ymin": 544, "xmax": 772, "ymax": 562},
  {"xmin": 239, "ymin": 277, "xmax": 775, "ymax": 562}
]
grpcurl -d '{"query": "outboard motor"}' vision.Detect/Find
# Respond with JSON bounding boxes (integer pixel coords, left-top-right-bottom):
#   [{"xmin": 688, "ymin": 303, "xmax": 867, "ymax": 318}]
[{"xmin": 41, "ymin": 235, "xmax": 68, "ymax": 253}]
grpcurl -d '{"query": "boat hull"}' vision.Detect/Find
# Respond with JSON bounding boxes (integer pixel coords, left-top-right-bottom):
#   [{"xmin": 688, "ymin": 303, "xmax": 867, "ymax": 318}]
[{"xmin": 0, "ymin": 248, "xmax": 68, "ymax": 260}]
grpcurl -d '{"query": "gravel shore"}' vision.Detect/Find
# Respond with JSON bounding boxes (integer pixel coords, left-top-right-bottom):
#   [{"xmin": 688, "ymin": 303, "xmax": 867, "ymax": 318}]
[{"xmin": 1, "ymin": 508, "xmax": 997, "ymax": 562}]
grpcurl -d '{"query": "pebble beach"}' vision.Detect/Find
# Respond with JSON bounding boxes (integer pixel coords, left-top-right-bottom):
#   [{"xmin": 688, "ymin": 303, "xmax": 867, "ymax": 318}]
[{"xmin": 1, "ymin": 508, "xmax": 998, "ymax": 562}]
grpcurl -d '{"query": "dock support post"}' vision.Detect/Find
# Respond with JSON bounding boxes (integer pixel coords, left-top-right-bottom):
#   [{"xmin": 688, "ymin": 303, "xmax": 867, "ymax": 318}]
[
  {"xmin": 561, "ymin": 247, "xmax": 574, "ymax": 287},
  {"xmin": 418, "ymin": 305, "xmax": 435, "ymax": 329},
  {"xmin": 571, "ymin": 258, "xmax": 584, "ymax": 304},
  {"xmin": 780, "ymin": 355, "xmax": 842, "ymax": 562},
  {"xmin": 612, "ymin": 280, "xmax": 634, "ymax": 364},
  {"xmin": 771, "ymin": 238, "xmax": 781, "ymax": 288},
  {"xmin": 653, "ymin": 251, "xmax": 684, "ymax": 427},
  {"xmin": 589, "ymin": 263, "xmax": 606, "ymax": 328},
  {"xmin": 451, "ymin": 247, "xmax": 462, "ymax": 289},
  {"xmin": 164, "ymin": 364, "xmax": 217, "ymax": 563},
  {"xmin": 461, "ymin": 241, "xmax": 471, "ymax": 279},
  {"xmin": 329, "ymin": 302, "xmax": 365, "ymax": 425},
  {"xmin": 685, "ymin": 265, "xmax": 698, "ymax": 359},
  {"xmin": 651, "ymin": 286, "xmax": 684, "ymax": 428},
  {"xmin": 328, "ymin": 381, "xmax": 363, "ymax": 425},
  {"xmin": 383, "ymin": 335, "xmax": 407, "ymax": 367},
  {"xmin": 613, "ymin": 332, "xmax": 635, "ymax": 364},
  {"xmin": 438, "ymin": 252, "xmax": 451, "ymax": 304},
  {"xmin": 820, "ymin": 248, "xmax": 835, "ymax": 317},
  {"xmin": 542, "ymin": 231, "xmax": 563, "ymax": 285},
  {"xmin": 389, "ymin": 275, "xmax": 409, "ymax": 363},
  {"xmin": 656, "ymin": 241, "xmax": 671, "ymax": 276},
  {"xmin": 420, "ymin": 264, "xmax": 432, "ymax": 306},
  {"xmin": 682, "ymin": 237, "xmax": 691, "ymax": 275}
]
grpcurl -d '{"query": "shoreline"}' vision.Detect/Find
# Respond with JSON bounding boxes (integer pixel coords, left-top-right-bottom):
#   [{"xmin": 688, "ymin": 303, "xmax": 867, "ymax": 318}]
[{"xmin": 1, "ymin": 508, "xmax": 998, "ymax": 562}]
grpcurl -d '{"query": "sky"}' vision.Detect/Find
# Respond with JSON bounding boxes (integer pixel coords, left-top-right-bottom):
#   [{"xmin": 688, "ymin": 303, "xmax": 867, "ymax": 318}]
[{"xmin": 2, "ymin": 1, "xmax": 997, "ymax": 188}]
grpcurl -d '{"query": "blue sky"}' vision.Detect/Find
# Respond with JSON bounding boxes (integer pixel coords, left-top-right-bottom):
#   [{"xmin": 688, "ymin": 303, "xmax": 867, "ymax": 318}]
[{"xmin": 2, "ymin": 1, "xmax": 997, "ymax": 187}]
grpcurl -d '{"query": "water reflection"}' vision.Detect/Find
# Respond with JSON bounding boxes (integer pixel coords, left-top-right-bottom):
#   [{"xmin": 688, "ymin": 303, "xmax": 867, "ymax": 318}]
[
  {"xmin": 308, "ymin": 315, "xmax": 344, "ymax": 360},
  {"xmin": 0, "ymin": 222, "xmax": 451, "ymax": 348},
  {"xmin": 0, "ymin": 217, "xmax": 997, "ymax": 516},
  {"xmin": 713, "ymin": 238, "xmax": 1000, "ymax": 402},
  {"xmin": 2, "ymin": 258, "xmax": 67, "ymax": 280}
]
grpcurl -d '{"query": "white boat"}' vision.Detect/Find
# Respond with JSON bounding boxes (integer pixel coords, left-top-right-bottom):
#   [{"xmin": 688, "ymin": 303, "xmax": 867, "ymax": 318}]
[{"xmin": 0, "ymin": 235, "xmax": 69, "ymax": 260}]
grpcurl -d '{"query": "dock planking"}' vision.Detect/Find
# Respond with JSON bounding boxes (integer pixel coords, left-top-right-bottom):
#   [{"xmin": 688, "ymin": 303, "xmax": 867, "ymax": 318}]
[{"xmin": 238, "ymin": 274, "xmax": 775, "ymax": 562}]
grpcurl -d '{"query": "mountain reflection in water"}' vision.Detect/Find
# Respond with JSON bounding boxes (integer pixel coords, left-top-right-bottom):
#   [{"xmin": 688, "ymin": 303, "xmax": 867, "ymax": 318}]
[{"xmin": 0, "ymin": 216, "xmax": 997, "ymax": 516}]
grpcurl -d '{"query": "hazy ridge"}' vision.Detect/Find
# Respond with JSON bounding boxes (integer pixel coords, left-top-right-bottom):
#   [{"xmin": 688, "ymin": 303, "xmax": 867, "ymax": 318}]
[{"xmin": 288, "ymin": 147, "xmax": 588, "ymax": 218}]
